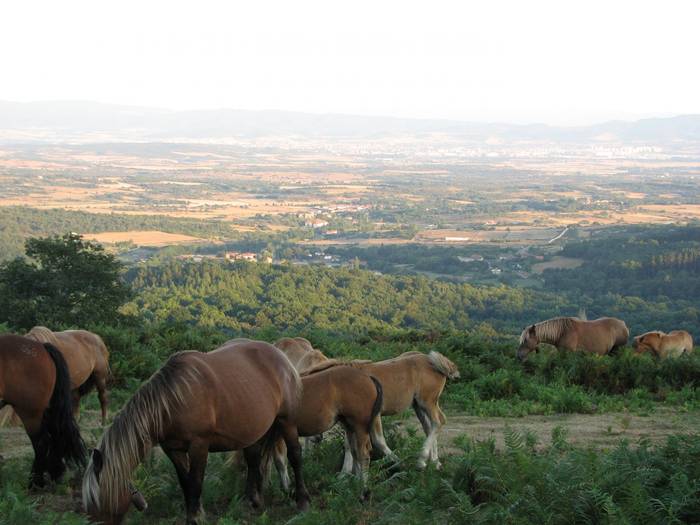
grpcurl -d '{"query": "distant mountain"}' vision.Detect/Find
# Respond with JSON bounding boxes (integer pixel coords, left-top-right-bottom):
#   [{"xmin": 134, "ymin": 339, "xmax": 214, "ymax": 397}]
[{"xmin": 1, "ymin": 100, "xmax": 699, "ymax": 143}]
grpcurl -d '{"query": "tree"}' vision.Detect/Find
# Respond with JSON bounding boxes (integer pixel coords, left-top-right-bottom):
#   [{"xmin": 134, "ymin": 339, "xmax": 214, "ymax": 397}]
[{"xmin": 0, "ymin": 233, "xmax": 132, "ymax": 330}]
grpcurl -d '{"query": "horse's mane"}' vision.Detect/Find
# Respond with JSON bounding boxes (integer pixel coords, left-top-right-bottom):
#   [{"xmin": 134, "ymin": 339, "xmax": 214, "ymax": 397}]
[
  {"xmin": 26, "ymin": 326, "xmax": 60, "ymax": 346},
  {"xmin": 300, "ymin": 358, "xmax": 372, "ymax": 376},
  {"xmin": 82, "ymin": 351, "xmax": 201, "ymax": 514},
  {"xmin": 520, "ymin": 317, "xmax": 577, "ymax": 345}
]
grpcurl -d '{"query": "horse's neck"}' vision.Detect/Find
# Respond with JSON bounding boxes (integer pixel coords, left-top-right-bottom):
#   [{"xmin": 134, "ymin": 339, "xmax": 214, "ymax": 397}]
[{"xmin": 536, "ymin": 320, "xmax": 565, "ymax": 345}]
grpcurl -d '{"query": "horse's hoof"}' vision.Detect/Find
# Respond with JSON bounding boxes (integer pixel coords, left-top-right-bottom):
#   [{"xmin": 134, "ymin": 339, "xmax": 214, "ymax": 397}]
[
  {"xmin": 361, "ymin": 489, "xmax": 371, "ymax": 502},
  {"xmin": 416, "ymin": 460, "xmax": 427, "ymax": 470},
  {"xmin": 297, "ymin": 497, "xmax": 311, "ymax": 511}
]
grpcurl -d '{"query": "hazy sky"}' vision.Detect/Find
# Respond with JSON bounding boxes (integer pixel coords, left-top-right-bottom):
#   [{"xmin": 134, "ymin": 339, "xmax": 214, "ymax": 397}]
[{"xmin": 2, "ymin": 0, "xmax": 699, "ymax": 125}]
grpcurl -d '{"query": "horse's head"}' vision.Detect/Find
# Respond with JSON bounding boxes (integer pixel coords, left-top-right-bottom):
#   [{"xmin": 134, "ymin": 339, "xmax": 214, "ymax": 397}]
[
  {"xmin": 633, "ymin": 332, "xmax": 662, "ymax": 356},
  {"xmin": 83, "ymin": 448, "xmax": 148, "ymax": 525},
  {"xmin": 517, "ymin": 325, "xmax": 539, "ymax": 361}
]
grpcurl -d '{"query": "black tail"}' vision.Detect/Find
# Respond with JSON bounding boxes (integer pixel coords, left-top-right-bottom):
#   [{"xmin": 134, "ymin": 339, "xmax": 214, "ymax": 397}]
[
  {"xmin": 368, "ymin": 376, "xmax": 384, "ymax": 433},
  {"xmin": 42, "ymin": 343, "xmax": 87, "ymax": 476}
]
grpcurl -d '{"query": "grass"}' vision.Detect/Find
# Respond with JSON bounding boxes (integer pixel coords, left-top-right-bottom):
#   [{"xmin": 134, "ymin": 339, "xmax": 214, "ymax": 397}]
[{"xmin": 2, "ymin": 428, "xmax": 700, "ymax": 524}]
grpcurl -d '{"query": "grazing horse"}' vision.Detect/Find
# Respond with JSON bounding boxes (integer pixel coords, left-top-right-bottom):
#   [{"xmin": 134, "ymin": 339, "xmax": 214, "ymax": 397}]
[
  {"xmin": 82, "ymin": 340, "xmax": 310, "ymax": 525},
  {"xmin": 517, "ymin": 316, "xmax": 629, "ymax": 360},
  {"xmin": 304, "ymin": 351, "xmax": 460, "ymax": 470},
  {"xmin": 26, "ymin": 326, "xmax": 111, "ymax": 424},
  {"xmin": 271, "ymin": 365, "xmax": 383, "ymax": 488},
  {"xmin": 633, "ymin": 330, "xmax": 694, "ymax": 359},
  {"xmin": 295, "ymin": 348, "xmax": 329, "ymax": 373},
  {"xmin": 0, "ymin": 334, "xmax": 86, "ymax": 487},
  {"xmin": 274, "ymin": 337, "xmax": 314, "ymax": 368}
]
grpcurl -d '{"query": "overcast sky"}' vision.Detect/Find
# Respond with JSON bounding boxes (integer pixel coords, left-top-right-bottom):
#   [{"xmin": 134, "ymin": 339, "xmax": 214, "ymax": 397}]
[{"xmin": 2, "ymin": 0, "xmax": 699, "ymax": 125}]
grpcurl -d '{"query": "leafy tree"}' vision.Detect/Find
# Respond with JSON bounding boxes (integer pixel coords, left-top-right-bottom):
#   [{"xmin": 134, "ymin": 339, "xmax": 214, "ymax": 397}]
[{"xmin": 0, "ymin": 233, "xmax": 132, "ymax": 330}]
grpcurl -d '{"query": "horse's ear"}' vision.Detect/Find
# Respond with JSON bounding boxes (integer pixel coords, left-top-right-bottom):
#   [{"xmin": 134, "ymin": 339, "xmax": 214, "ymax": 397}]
[
  {"xmin": 92, "ymin": 449, "xmax": 103, "ymax": 475},
  {"xmin": 528, "ymin": 325, "xmax": 536, "ymax": 335}
]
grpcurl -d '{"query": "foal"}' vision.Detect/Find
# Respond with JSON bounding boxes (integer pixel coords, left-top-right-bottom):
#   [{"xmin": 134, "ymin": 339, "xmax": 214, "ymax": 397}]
[{"xmin": 271, "ymin": 365, "xmax": 383, "ymax": 487}]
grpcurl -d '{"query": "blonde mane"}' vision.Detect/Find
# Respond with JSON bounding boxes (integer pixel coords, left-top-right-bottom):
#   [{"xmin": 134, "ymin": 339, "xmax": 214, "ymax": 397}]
[
  {"xmin": 82, "ymin": 352, "xmax": 201, "ymax": 514},
  {"xmin": 26, "ymin": 326, "xmax": 60, "ymax": 346},
  {"xmin": 520, "ymin": 317, "xmax": 576, "ymax": 346},
  {"xmin": 300, "ymin": 358, "xmax": 372, "ymax": 376}
]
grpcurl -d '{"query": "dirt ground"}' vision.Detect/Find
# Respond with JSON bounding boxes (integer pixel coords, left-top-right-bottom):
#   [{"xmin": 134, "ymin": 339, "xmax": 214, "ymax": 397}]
[
  {"xmin": 435, "ymin": 409, "xmax": 700, "ymax": 451},
  {"xmin": 2, "ymin": 408, "xmax": 698, "ymax": 462}
]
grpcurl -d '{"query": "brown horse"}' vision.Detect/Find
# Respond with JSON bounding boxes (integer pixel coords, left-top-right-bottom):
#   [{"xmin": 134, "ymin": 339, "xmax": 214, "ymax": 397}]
[
  {"xmin": 305, "ymin": 351, "xmax": 459, "ymax": 470},
  {"xmin": 274, "ymin": 337, "xmax": 314, "ymax": 368},
  {"xmin": 271, "ymin": 365, "xmax": 383, "ymax": 488},
  {"xmin": 517, "ymin": 316, "xmax": 629, "ymax": 360},
  {"xmin": 27, "ymin": 326, "xmax": 111, "ymax": 424},
  {"xmin": 633, "ymin": 330, "xmax": 694, "ymax": 359},
  {"xmin": 0, "ymin": 334, "xmax": 86, "ymax": 487},
  {"xmin": 82, "ymin": 340, "xmax": 310, "ymax": 525}
]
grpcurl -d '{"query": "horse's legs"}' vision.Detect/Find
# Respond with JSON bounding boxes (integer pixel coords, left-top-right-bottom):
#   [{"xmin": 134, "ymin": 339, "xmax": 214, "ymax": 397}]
[
  {"xmin": 413, "ymin": 403, "xmax": 440, "ymax": 464},
  {"xmin": 413, "ymin": 401, "xmax": 442, "ymax": 469},
  {"xmin": 185, "ymin": 441, "xmax": 209, "ymax": 525},
  {"xmin": 369, "ymin": 416, "xmax": 397, "ymax": 462},
  {"xmin": 278, "ymin": 419, "xmax": 310, "ymax": 510},
  {"xmin": 341, "ymin": 432, "xmax": 354, "ymax": 474},
  {"xmin": 28, "ymin": 432, "xmax": 47, "ymax": 489},
  {"xmin": 243, "ymin": 442, "xmax": 264, "ymax": 508},
  {"xmin": 94, "ymin": 374, "xmax": 109, "ymax": 426},
  {"xmin": 163, "ymin": 448, "xmax": 192, "ymax": 518},
  {"xmin": 71, "ymin": 390, "xmax": 81, "ymax": 421},
  {"xmin": 272, "ymin": 438, "xmax": 291, "ymax": 492}
]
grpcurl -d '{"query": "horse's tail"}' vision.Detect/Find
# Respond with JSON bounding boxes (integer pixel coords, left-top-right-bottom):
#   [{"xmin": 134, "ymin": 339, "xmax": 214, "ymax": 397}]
[
  {"xmin": 368, "ymin": 376, "xmax": 383, "ymax": 433},
  {"xmin": 43, "ymin": 342, "xmax": 87, "ymax": 469},
  {"xmin": 427, "ymin": 351, "xmax": 460, "ymax": 380}
]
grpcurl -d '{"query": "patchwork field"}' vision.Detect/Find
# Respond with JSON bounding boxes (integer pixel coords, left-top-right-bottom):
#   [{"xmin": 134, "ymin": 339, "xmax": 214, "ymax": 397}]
[{"xmin": 82, "ymin": 230, "xmax": 205, "ymax": 246}]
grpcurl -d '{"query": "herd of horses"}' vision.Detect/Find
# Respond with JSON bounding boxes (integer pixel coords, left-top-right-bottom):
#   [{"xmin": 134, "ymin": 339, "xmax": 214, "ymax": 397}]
[{"xmin": 0, "ymin": 317, "xmax": 693, "ymax": 524}]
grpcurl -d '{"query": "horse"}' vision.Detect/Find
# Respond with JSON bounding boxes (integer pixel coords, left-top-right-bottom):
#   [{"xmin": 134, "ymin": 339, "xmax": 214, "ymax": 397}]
[
  {"xmin": 304, "ymin": 351, "xmax": 459, "ymax": 470},
  {"xmin": 517, "ymin": 316, "xmax": 629, "ymax": 360},
  {"xmin": 633, "ymin": 330, "xmax": 694, "ymax": 359},
  {"xmin": 82, "ymin": 339, "xmax": 310, "ymax": 525},
  {"xmin": 0, "ymin": 334, "xmax": 86, "ymax": 487},
  {"xmin": 274, "ymin": 337, "xmax": 314, "ymax": 368},
  {"xmin": 271, "ymin": 365, "xmax": 383, "ymax": 489},
  {"xmin": 27, "ymin": 326, "xmax": 110, "ymax": 424},
  {"xmin": 295, "ymin": 348, "xmax": 329, "ymax": 373}
]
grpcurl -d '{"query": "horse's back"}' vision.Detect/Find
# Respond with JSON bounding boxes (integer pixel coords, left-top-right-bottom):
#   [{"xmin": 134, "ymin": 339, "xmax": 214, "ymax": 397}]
[
  {"xmin": 664, "ymin": 331, "xmax": 693, "ymax": 357},
  {"xmin": 0, "ymin": 335, "xmax": 55, "ymax": 410},
  {"xmin": 207, "ymin": 340, "xmax": 301, "ymax": 419},
  {"xmin": 274, "ymin": 337, "xmax": 312, "ymax": 367},
  {"xmin": 581, "ymin": 317, "xmax": 628, "ymax": 352},
  {"xmin": 364, "ymin": 353, "xmax": 430, "ymax": 415}
]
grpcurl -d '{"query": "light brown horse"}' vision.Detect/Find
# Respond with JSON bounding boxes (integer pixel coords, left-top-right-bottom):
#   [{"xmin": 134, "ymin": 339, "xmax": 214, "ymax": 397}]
[
  {"xmin": 295, "ymin": 348, "xmax": 329, "ymax": 373},
  {"xmin": 27, "ymin": 326, "xmax": 111, "ymax": 424},
  {"xmin": 0, "ymin": 334, "xmax": 86, "ymax": 487},
  {"xmin": 271, "ymin": 365, "xmax": 383, "ymax": 488},
  {"xmin": 305, "ymin": 351, "xmax": 459, "ymax": 470},
  {"xmin": 517, "ymin": 316, "xmax": 629, "ymax": 360},
  {"xmin": 633, "ymin": 330, "xmax": 694, "ymax": 359},
  {"xmin": 82, "ymin": 340, "xmax": 309, "ymax": 525},
  {"xmin": 274, "ymin": 337, "xmax": 314, "ymax": 368}
]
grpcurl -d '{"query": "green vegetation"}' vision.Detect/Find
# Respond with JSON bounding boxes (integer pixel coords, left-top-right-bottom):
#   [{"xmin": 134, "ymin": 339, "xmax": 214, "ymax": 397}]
[
  {"xmin": 1, "ymin": 231, "xmax": 700, "ymax": 523},
  {"xmin": 125, "ymin": 254, "xmax": 698, "ymax": 338},
  {"xmin": 0, "ymin": 234, "xmax": 131, "ymax": 329},
  {"xmin": 2, "ymin": 423, "xmax": 699, "ymax": 524}
]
